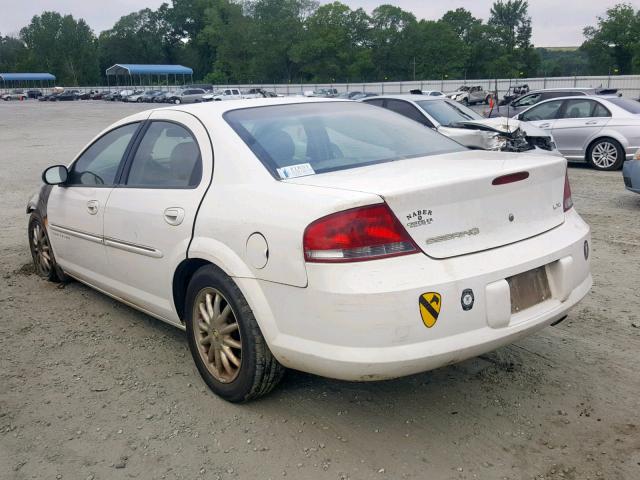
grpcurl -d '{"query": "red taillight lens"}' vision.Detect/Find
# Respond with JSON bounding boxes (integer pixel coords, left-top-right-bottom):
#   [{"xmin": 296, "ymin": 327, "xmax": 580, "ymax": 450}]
[
  {"xmin": 563, "ymin": 170, "xmax": 573, "ymax": 212},
  {"xmin": 303, "ymin": 204, "xmax": 418, "ymax": 262}
]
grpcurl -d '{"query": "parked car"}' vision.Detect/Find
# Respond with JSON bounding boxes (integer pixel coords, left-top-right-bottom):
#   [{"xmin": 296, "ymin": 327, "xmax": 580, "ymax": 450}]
[
  {"xmin": 203, "ymin": 88, "xmax": 242, "ymax": 102},
  {"xmin": 167, "ymin": 88, "xmax": 206, "ymax": 104},
  {"xmin": 54, "ymin": 90, "xmax": 80, "ymax": 101},
  {"xmin": 488, "ymin": 87, "xmax": 620, "ymax": 118},
  {"xmin": 28, "ymin": 98, "xmax": 591, "ymax": 402},
  {"xmin": 90, "ymin": 91, "xmax": 110, "ymax": 100},
  {"xmin": 140, "ymin": 90, "xmax": 165, "ymax": 102},
  {"xmin": 409, "ymin": 89, "xmax": 444, "ymax": 97},
  {"xmin": 26, "ymin": 89, "xmax": 43, "ymax": 99},
  {"xmin": 152, "ymin": 91, "xmax": 173, "ymax": 103},
  {"xmin": 447, "ymin": 85, "xmax": 492, "ymax": 105},
  {"xmin": 1, "ymin": 89, "xmax": 27, "ymax": 101},
  {"xmin": 622, "ymin": 149, "xmax": 640, "ymax": 194},
  {"xmin": 515, "ymin": 96, "xmax": 640, "ymax": 170},
  {"xmin": 123, "ymin": 90, "xmax": 146, "ymax": 103},
  {"xmin": 362, "ymin": 95, "xmax": 559, "ymax": 155},
  {"xmin": 39, "ymin": 92, "xmax": 59, "ymax": 101},
  {"xmin": 499, "ymin": 84, "xmax": 529, "ymax": 105}
]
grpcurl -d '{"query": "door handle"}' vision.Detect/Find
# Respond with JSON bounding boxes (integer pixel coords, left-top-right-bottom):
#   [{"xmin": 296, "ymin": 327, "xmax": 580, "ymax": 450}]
[
  {"xmin": 585, "ymin": 120, "xmax": 598, "ymax": 125},
  {"xmin": 87, "ymin": 200, "xmax": 99, "ymax": 215},
  {"xmin": 539, "ymin": 123, "xmax": 551, "ymax": 128},
  {"xmin": 164, "ymin": 207, "xmax": 185, "ymax": 226}
]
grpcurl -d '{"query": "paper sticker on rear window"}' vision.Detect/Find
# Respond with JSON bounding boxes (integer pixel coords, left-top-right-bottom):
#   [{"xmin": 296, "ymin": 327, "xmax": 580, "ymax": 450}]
[{"xmin": 277, "ymin": 163, "xmax": 315, "ymax": 179}]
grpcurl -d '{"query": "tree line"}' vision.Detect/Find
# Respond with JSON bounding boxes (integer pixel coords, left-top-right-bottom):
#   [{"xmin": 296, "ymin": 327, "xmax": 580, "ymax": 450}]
[{"xmin": 1, "ymin": 0, "xmax": 639, "ymax": 86}]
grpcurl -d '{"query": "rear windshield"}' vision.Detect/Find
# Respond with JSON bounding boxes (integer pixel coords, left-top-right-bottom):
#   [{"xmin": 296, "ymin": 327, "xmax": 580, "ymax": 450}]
[
  {"xmin": 416, "ymin": 99, "xmax": 482, "ymax": 126},
  {"xmin": 224, "ymin": 102, "xmax": 465, "ymax": 178},
  {"xmin": 606, "ymin": 97, "xmax": 640, "ymax": 114}
]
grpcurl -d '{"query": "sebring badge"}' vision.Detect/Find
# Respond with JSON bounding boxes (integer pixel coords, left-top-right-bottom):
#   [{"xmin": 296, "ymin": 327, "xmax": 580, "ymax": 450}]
[{"xmin": 426, "ymin": 227, "xmax": 480, "ymax": 245}]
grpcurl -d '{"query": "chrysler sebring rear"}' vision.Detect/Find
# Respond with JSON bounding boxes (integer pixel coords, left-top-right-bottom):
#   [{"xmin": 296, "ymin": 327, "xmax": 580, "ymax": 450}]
[{"xmin": 28, "ymin": 99, "xmax": 591, "ymax": 402}]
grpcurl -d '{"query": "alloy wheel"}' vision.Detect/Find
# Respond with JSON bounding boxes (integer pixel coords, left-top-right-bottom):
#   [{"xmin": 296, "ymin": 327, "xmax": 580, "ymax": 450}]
[
  {"xmin": 31, "ymin": 222, "xmax": 52, "ymax": 277},
  {"xmin": 591, "ymin": 141, "xmax": 618, "ymax": 169},
  {"xmin": 192, "ymin": 288, "xmax": 242, "ymax": 383}
]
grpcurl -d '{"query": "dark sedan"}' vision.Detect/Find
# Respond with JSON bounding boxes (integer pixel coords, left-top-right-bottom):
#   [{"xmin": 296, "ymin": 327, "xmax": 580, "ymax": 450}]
[{"xmin": 623, "ymin": 149, "xmax": 640, "ymax": 194}]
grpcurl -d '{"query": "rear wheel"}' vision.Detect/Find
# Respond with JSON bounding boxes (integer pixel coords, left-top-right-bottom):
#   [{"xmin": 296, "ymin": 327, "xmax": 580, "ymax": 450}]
[
  {"xmin": 28, "ymin": 214, "xmax": 66, "ymax": 282},
  {"xmin": 587, "ymin": 138, "xmax": 624, "ymax": 171},
  {"xmin": 185, "ymin": 265, "xmax": 284, "ymax": 402},
  {"xmin": 174, "ymin": 98, "xmax": 181, "ymax": 104}
]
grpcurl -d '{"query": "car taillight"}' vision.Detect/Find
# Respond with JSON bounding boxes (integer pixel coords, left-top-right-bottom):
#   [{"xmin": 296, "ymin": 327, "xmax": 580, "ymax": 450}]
[
  {"xmin": 563, "ymin": 170, "xmax": 573, "ymax": 212},
  {"xmin": 303, "ymin": 204, "xmax": 418, "ymax": 263}
]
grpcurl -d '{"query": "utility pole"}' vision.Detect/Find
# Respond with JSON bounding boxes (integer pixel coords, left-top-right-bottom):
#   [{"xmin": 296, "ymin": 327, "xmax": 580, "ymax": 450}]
[{"xmin": 412, "ymin": 57, "xmax": 416, "ymax": 81}]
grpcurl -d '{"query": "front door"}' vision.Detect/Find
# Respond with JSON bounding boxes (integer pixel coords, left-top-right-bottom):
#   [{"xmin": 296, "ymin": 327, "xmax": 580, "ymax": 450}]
[
  {"xmin": 47, "ymin": 122, "xmax": 141, "ymax": 288},
  {"xmin": 519, "ymin": 99, "xmax": 564, "ymax": 133},
  {"xmin": 102, "ymin": 111, "xmax": 212, "ymax": 323}
]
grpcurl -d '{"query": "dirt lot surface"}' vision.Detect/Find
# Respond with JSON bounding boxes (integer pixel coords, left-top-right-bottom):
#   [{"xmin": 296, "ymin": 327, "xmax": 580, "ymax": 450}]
[{"xmin": 1, "ymin": 101, "xmax": 639, "ymax": 480}]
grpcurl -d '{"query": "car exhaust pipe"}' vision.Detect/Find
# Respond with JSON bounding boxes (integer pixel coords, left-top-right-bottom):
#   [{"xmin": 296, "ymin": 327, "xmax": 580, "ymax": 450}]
[{"xmin": 550, "ymin": 315, "xmax": 568, "ymax": 327}]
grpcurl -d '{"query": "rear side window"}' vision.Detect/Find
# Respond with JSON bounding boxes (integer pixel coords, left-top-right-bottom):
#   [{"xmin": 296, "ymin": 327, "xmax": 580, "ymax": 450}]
[
  {"xmin": 520, "ymin": 100, "xmax": 563, "ymax": 121},
  {"xmin": 125, "ymin": 121, "xmax": 202, "ymax": 188},
  {"xmin": 69, "ymin": 123, "xmax": 139, "ymax": 186},
  {"xmin": 513, "ymin": 93, "xmax": 541, "ymax": 107},
  {"xmin": 561, "ymin": 99, "xmax": 596, "ymax": 118},
  {"xmin": 592, "ymin": 102, "xmax": 611, "ymax": 117},
  {"xmin": 224, "ymin": 102, "xmax": 464, "ymax": 177},
  {"xmin": 385, "ymin": 100, "xmax": 432, "ymax": 127}
]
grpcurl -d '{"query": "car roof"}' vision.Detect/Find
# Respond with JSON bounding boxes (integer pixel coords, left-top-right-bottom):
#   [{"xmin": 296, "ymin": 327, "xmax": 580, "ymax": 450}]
[
  {"xmin": 157, "ymin": 96, "xmax": 349, "ymax": 115},
  {"xmin": 361, "ymin": 94, "xmax": 444, "ymax": 102}
]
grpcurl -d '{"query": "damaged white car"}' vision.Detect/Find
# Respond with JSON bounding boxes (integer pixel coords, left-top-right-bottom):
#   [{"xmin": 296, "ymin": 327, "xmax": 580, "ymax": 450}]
[{"xmin": 362, "ymin": 95, "xmax": 560, "ymax": 155}]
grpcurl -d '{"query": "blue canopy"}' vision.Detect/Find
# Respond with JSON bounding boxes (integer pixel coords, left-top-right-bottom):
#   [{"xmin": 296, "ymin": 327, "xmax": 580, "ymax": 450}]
[
  {"xmin": 0, "ymin": 73, "xmax": 56, "ymax": 81},
  {"xmin": 106, "ymin": 64, "xmax": 193, "ymax": 76}
]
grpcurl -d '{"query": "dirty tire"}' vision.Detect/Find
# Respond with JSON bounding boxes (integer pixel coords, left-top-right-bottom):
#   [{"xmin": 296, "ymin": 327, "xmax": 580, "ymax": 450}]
[
  {"xmin": 28, "ymin": 213, "xmax": 66, "ymax": 282},
  {"xmin": 587, "ymin": 138, "xmax": 624, "ymax": 171},
  {"xmin": 185, "ymin": 264, "xmax": 285, "ymax": 402}
]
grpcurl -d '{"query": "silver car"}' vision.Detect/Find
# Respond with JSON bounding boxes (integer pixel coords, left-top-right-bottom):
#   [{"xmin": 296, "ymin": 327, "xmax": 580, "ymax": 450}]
[
  {"xmin": 167, "ymin": 88, "xmax": 206, "ymax": 104},
  {"xmin": 362, "ymin": 95, "xmax": 559, "ymax": 155},
  {"xmin": 516, "ymin": 96, "xmax": 640, "ymax": 171}
]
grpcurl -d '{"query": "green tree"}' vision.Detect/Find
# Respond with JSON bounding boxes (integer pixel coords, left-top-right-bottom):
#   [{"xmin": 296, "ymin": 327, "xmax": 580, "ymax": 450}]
[
  {"xmin": 0, "ymin": 35, "xmax": 27, "ymax": 72},
  {"xmin": 290, "ymin": 2, "xmax": 372, "ymax": 82},
  {"xmin": 405, "ymin": 20, "xmax": 465, "ymax": 80},
  {"xmin": 246, "ymin": 0, "xmax": 319, "ymax": 83},
  {"xmin": 20, "ymin": 11, "xmax": 99, "ymax": 85},
  {"xmin": 369, "ymin": 4, "xmax": 416, "ymax": 80},
  {"xmin": 488, "ymin": 0, "xmax": 539, "ymax": 77},
  {"xmin": 98, "ymin": 8, "xmax": 172, "ymax": 78},
  {"xmin": 582, "ymin": 3, "xmax": 640, "ymax": 75}
]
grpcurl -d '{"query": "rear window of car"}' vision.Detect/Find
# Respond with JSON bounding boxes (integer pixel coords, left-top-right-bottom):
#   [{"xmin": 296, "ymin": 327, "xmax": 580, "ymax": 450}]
[
  {"xmin": 416, "ymin": 99, "xmax": 482, "ymax": 126},
  {"xmin": 224, "ymin": 102, "xmax": 465, "ymax": 178},
  {"xmin": 606, "ymin": 97, "xmax": 640, "ymax": 114}
]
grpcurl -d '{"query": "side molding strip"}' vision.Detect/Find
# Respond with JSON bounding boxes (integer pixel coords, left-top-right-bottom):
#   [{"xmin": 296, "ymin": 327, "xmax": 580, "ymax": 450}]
[{"xmin": 49, "ymin": 223, "xmax": 163, "ymax": 258}]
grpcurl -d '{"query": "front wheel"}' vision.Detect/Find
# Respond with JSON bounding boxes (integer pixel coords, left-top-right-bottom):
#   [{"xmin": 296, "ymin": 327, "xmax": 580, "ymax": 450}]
[
  {"xmin": 174, "ymin": 98, "xmax": 181, "ymax": 104},
  {"xmin": 185, "ymin": 265, "xmax": 285, "ymax": 402},
  {"xmin": 28, "ymin": 214, "xmax": 66, "ymax": 282},
  {"xmin": 587, "ymin": 138, "xmax": 624, "ymax": 171}
]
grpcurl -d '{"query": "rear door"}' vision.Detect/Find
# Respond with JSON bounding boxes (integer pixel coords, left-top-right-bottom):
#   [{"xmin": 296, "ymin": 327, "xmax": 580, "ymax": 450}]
[
  {"xmin": 552, "ymin": 99, "xmax": 611, "ymax": 157},
  {"xmin": 47, "ymin": 122, "xmax": 141, "ymax": 288},
  {"xmin": 102, "ymin": 111, "xmax": 212, "ymax": 323}
]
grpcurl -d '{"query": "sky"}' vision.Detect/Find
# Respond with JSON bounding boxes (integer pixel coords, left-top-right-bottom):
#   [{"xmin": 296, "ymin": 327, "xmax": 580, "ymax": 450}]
[{"xmin": 0, "ymin": 0, "xmax": 638, "ymax": 47}]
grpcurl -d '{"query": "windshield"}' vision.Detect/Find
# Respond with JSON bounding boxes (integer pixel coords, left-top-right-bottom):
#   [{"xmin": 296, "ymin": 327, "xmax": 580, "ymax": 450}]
[
  {"xmin": 416, "ymin": 99, "xmax": 482, "ymax": 126},
  {"xmin": 607, "ymin": 97, "xmax": 640, "ymax": 114},
  {"xmin": 224, "ymin": 102, "xmax": 465, "ymax": 178}
]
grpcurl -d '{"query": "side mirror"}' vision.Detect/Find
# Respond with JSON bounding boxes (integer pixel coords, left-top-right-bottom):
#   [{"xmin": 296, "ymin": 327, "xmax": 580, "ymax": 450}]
[{"xmin": 42, "ymin": 165, "xmax": 68, "ymax": 185}]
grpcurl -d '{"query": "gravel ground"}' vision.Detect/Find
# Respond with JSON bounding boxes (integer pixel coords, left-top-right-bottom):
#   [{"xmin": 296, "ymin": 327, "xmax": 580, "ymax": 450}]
[{"xmin": 1, "ymin": 101, "xmax": 639, "ymax": 480}]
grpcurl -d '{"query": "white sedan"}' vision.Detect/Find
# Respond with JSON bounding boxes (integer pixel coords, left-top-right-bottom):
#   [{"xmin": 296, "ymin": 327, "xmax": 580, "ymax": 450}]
[{"xmin": 28, "ymin": 98, "xmax": 592, "ymax": 402}]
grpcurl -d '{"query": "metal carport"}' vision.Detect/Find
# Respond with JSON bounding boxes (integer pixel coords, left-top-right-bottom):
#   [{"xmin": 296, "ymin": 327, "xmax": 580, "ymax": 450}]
[
  {"xmin": 105, "ymin": 64, "xmax": 194, "ymax": 88},
  {"xmin": 0, "ymin": 73, "xmax": 56, "ymax": 91}
]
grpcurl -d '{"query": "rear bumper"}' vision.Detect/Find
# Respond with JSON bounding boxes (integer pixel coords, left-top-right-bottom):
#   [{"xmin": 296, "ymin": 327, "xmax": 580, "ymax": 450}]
[
  {"xmin": 238, "ymin": 209, "xmax": 591, "ymax": 381},
  {"xmin": 623, "ymin": 160, "xmax": 640, "ymax": 193}
]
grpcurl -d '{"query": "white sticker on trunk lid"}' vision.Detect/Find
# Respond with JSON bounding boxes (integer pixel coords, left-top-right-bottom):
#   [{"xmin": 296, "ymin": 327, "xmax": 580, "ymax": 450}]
[{"xmin": 277, "ymin": 163, "xmax": 315, "ymax": 179}]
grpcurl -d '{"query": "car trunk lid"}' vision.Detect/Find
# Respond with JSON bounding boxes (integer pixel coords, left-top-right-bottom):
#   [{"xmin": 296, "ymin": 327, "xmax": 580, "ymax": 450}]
[{"xmin": 286, "ymin": 150, "xmax": 567, "ymax": 259}]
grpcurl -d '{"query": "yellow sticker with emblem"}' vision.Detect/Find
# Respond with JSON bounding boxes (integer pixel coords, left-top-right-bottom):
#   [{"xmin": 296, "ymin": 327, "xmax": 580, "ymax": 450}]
[{"xmin": 419, "ymin": 292, "xmax": 441, "ymax": 328}]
